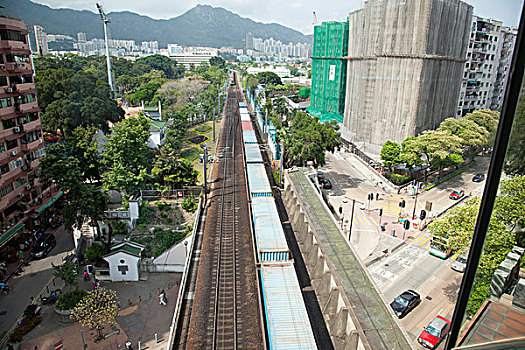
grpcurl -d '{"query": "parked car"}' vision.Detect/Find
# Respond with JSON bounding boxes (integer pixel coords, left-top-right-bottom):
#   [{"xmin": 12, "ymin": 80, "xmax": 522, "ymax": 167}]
[
  {"xmin": 317, "ymin": 171, "xmax": 324, "ymax": 180},
  {"xmin": 449, "ymin": 189, "xmax": 465, "ymax": 200},
  {"xmin": 322, "ymin": 179, "xmax": 333, "ymax": 189},
  {"xmin": 452, "ymin": 253, "xmax": 468, "ymax": 273},
  {"xmin": 472, "ymin": 173, "xmax": 485, "ymax": 182},
  {"xmin": 389, "ymin": 290, "xmax": 421, "ymax": 318},
  {"xmin": 417, "ymin": 315, "xmax": 451, "ymax": 349},
  {"xmin": 32, "ymin": 234, "xmax": 56, "ymax": 259}
]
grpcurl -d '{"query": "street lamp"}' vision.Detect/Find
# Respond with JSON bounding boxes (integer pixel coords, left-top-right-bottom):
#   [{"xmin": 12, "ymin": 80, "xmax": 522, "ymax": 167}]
[{"xmin": 201, "ymin": 144, "xmax": 208, "ymax": 200}]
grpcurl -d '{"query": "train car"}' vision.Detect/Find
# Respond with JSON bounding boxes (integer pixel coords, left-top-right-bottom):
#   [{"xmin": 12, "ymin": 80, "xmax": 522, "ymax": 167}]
[
  {"xmin": 240, "ymin": 111, "xmax": 251, "ymax": 122},
  {"xmin": 243, "ymin": 130, "xmax": 258, "ymax": 144},
  {"xmin": 239, "ymin": 102, "xmax": 247, "ymax": 108},
  {"xmin": 246, "ymin": 163, "xmax": 272, "ymax": 197},
  {"xmin": 260, "ymin": 264, "xmax": 318, "ymax": 350},
  {"xmin": 251, "ymin": 197, "xmax": 289, "ymax": 262},
  {"xmin": 244, "ymin": 143, "xmax": 264, "ymax": 163},
  {"xmin": 242, "ymin": 121, "xmax": 253, "ymax": 131}
]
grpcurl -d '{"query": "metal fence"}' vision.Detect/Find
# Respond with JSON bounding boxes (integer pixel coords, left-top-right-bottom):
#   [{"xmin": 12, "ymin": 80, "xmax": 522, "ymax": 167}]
[{"xmin": 140, "ymin": 187, "xmax": 202, "ymax": 201}]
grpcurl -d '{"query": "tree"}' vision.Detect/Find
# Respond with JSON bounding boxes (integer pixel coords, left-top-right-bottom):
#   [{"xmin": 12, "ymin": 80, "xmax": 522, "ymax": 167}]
[
  {"xmin": 72, "ymin": 287, "xmax": 119, "ymax": 340},
  {"xmin": 39, "ymin": 127, "xmax": 108, "ymax": 235},
  {"xmin": 102, "ymin": 116, "xmax": 152, "ymax": 196},
  {"xmin": 505, "ymin": 95, "xmax": 525, "ymax": 175},
  {"xmin": 133, "ymin": 54, "xmax": 182, "ymax": 79},
  {"xmin": 36, "ymin": 68, "xmax": 123, "ymax": 136},
  {"xmin": 245, "ymin": 74, "xmax": 259, "ymax": 95},
  {"xmin": 52, "ymin": 261, "xmax": 78, "ymax": 290},
  {"xmin": 256, "ymin": 71, "xmax": 282, "ymax": 85},
  {"xmin": 298, "ymin": 87, "xmax": 310, "ymax": 99},
  {"xmin": 209, "ymin": 56, "xmax": 226, "ymax": 68},
  {"xmin": 283, "ymin": 112, "xmax": 340, "ymax": 168},
  {"xmin": 158, "ymin": 77, "xmax": 208, "ymax": 108},
  {"xmin": 380, "ymin": 141, "xmax": 401, "ymax": 169}
]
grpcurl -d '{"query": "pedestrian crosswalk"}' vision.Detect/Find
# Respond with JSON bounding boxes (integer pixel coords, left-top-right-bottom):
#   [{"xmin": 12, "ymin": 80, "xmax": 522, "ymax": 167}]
[
  {"xmin": 381, "ymin": 195, "xmax": 404, "ymax": 217},
  {"xmin": 410, "ymin": 231, "xmax": 431, "ymax": 249}
]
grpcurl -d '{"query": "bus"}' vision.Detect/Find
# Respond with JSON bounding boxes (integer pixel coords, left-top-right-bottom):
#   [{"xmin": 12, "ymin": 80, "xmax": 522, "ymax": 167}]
[{"xmin": 429, "ymin": 235, "xmax": 453, "ymax": 259}]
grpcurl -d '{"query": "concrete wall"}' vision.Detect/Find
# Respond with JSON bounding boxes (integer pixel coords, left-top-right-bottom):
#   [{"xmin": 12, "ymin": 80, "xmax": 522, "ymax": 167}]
[
  {"xmin": 282, "ymin": 176, "xmax": 366, "ymax": 350},
  {"xmin": 343, "ymin": 0, "xmax": 472, "ymax": 151}
]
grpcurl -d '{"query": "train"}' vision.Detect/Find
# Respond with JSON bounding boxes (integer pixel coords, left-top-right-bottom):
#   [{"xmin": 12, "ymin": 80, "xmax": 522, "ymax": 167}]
[{"xmin": 239, "ymin": 100, "xmax": 318, "ymax": 350}]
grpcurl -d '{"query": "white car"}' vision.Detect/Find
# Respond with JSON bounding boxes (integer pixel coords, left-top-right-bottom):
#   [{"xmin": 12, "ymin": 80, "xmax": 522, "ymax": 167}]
[{"xmin": 451, "ymin": 253, "xmax": 468, "ymax": 273}]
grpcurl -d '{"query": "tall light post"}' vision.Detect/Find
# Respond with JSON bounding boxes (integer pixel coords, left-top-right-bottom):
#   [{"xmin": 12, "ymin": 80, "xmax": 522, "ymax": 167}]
[
  {"xmin": 96, "ymin": 3, "xmax": 114, "ymax": 97},
  {"xmin": 411, "ymin": 181, "xmax": 419, "ymax": 220},
  {"xmin": 279, "ymin": 140, "xmax": 284, "ymax": 188},
  {"xmin": 213, "ymin": 107, "xmax": 216, "ymax": 142},
  {"xmin": 201, "ymin": 144, "xmax": 208, "ymax": 200}
]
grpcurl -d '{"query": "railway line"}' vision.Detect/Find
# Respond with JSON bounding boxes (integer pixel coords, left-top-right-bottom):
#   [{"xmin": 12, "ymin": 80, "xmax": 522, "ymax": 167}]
[{"xmin": 181, "ymin": 74, "xmax": 264, "ymax": 350}]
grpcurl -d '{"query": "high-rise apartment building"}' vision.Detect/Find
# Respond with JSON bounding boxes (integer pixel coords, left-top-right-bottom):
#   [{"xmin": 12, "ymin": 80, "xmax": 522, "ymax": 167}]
[
  {"xmin": 77, "ymin": 32, "xmax": 87, "ymax": 43},
  {"xmin": 0, "ymin": 18, "xmax": 48, "ymax": 241},
  {"xmin": 33, "ymin": 25, "xmax": 48, "ymax": 55},
  {"xmin": 456, "ymin": 17, "xmax": 501, "ymax": 116},
  {"xmin": 342, "ymin": 0, "xmax": 472, "ymax": 153},
  {"xmin": 456, "ymin": 17, "xmax": 517, "ymax": 116}
]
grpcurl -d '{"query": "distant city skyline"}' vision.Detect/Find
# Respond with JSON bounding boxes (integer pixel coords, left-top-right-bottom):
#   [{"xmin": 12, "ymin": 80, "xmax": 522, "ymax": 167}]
[{"xmin": 31, "ymin": 0, "xmax": 523, "ymax": 35}]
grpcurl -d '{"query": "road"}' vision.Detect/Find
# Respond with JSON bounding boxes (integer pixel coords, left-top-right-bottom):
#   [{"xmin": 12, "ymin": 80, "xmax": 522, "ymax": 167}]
[{"xmin": 0, "ymin": 226, "xmax": 74, "ymax": 340}]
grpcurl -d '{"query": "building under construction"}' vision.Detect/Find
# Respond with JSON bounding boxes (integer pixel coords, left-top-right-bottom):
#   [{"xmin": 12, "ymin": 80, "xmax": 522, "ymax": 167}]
[
  {"xmin": 308, "ymin": 21, "xmax": 348, "ymax": 123},
  {"xmin": 343, "ymin": 0, "xmax": 473, "ymax": 153}
]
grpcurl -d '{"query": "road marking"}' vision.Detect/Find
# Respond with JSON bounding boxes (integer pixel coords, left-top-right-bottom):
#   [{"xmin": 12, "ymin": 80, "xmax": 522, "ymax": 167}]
[
  {"xmin": 451, "ymin": 251, "xmax": 461, "ymax": 260},
  {"xmin": 419, "ymin": 236, "xmax": 431, "ymax": 247},
  {"xmin": 369, "ymin": 216, "xmax": 377, "ymax": 226},
  {"xmin": 412, "ymin": 234, "xmax": 426, "ymax": 245}
]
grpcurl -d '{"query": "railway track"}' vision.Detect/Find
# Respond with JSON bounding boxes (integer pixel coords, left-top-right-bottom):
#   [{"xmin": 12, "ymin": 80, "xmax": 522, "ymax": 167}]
[{"xmin": 182, "ymin": 76, "xmax": 263, "ymax": 350}]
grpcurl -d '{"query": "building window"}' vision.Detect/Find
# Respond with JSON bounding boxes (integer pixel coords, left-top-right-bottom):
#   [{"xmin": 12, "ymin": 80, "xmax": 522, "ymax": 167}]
[
  {"xmin": 34, "ymin": 148, "xmax": 45, "ymax": 158},
  {"xmin": 6, "ymin": 139, "xmax": 18, "ymax": 150},
  {"xmin": 0, "ymin": 184, "xmax": 14, "ymax": 198},
  {"xmin": 0, "ymin": 143, "xmax": 5, "ymax": 154},
  {"xmin": 21, "ymin": 130, "xmax": 41, "ymax": 144},
  {"xmin": 0, "ymin": 76, "xmax": 7, "ymax": 86},
  {"xmin": 0, "ymin": 97, "xmax": 12, "ymax": 109},
  {"xmin": 2, "ymin": 118, "xmax": 16, "ymax": 130},
  {"xmin": 5, "ymin": 53, "xmax": 30, "ymax": 63},
  {"xmin": 0, "ymin": 30, "xmax": 26, "ymax": 43},
  {"xmin": 10, "ymin": 157, "xmax": 23, "ymax": 170},
  {"xmin": 14, "ymin": 176, "xmax": 27, "ymax": 188}
]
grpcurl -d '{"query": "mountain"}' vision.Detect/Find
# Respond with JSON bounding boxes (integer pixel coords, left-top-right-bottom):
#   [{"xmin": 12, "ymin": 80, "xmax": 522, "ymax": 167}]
[{"xmin": 0, "ymin": 0, "xmax": 310, "ymax": 48}]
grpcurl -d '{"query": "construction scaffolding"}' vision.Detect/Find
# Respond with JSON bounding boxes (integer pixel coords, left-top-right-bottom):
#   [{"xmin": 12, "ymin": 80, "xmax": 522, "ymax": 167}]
[{"xmin": 309, "ymin": 20, "xmax": 348, "ymax": 122}]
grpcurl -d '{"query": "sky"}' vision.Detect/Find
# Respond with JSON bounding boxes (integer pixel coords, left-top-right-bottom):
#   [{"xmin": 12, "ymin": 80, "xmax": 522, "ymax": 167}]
[{"xmin": 31, "ymin": 0, "xmax": 523, "ymax": 35}]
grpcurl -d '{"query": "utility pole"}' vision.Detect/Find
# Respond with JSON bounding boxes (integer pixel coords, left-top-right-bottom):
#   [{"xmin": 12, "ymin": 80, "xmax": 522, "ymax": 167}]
[
  {"xmin": 411, "ymin": 181, "xmax": 419, "ymax": 220},
  {"xmin": 96, "ymin": 3, "xmax": 114, "ymax": 97},
  {"xmin": 279, "ymin": 140, "xmax": 284, "ymax": 188},
  {"xmin": 213, "ymin": 107, "xmax": 216, "ymax": 142},
  {"xmin": 201, "ymin": 144, "xmax": 208, "ymax": 200},
  {"xmin": 348, "ymin": 199, "xmax": 355, "ymax": 240}
]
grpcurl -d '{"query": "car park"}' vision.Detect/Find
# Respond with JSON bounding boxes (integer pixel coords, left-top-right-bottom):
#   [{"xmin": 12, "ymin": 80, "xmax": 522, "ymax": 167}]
[
  {"xmin": 389, "ymin": 290, "xmax": 420, "ymax": 318},
  {"xmin": 449, "ymin": 189, "xmax": 465, "ymax": 200},
  {"xmin": 472, "ymin": 173, "xmax": 485, "ymax": 182},
  {"xmin": 417, "ymin": 315, "xmax": 451, "ymax": 349},
  {"xmin": 32, "ymin": 234, "xmax": 56, "ymax": 259},
  {"xmin": 451, "ymin": 253, "xmax": 468, "ymax": 273}
]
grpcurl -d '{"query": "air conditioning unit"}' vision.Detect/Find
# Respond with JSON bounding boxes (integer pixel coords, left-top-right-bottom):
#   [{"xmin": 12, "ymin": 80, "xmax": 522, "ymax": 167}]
[
  {"xmin": 11, "ymin": 150, "xmax": 17, "ymax": 156},
  {"xmin": 5, "ymin": 87, "xmax": 13, "ymax": 93},
  {"xmin": 39, "ymin": 139, "xmax": 43, "ymax": 144},
  {"xmin": 13, "ymin": 126, "xmax": 21, "ymax": 133},
  {"xmin": 0, "ymin": 64, "xmax": 5, "ymax": 70},
  {"xmin": 25, "ymin": 184, "xmax": 32, "ymax": 190}
]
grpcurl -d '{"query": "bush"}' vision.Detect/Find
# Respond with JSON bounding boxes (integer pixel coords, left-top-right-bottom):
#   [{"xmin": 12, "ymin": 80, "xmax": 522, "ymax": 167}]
[
  {"xmin": 194, "ymin": 125, "xmax": 212, "ymax": 134},
  {"xmin": 181, "ymin": 197, "xmax": 198, "ymax": 213},
  {"xmin": 180, "ymin": 147, "xmax": 202, "ymax": 162},
  {"xmin": 136, "ymin": 201, "xmax": 155, "ymax": 226},
  {"xmin": 384, "ymin": 172, "xmax": 411, "ymax": 185},
  {"xmin": 56, "ymin": 289, "xmax": 88, "ymax": 311},
  {"xmin": 85, "ymin": 243, "xmax": 107, "ymax": 261},
  {"xmin": 9, "ymin": 316, "xmax": 41, "ymax": 342},
  {"xmin": 111, "ymin": 220, "xmax": 128, "ymax": 236},
  {"xmin": 155, "ymin": 201, "xmax": 171, "ymax": 211}
]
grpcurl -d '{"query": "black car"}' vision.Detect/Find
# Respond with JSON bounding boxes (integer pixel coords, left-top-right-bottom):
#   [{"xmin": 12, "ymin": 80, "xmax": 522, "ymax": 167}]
[
  {"xmin": 322, "ymin": 179, "xmax": 333, "ymax": 189},
  {"xmin": 472, "ymin": 173, "xmax": 485, "ymax": 182},
  {"xmin": 390, "ymin": 290, "xmax": 421, "ymax": 318},
  {"xmin": 32, "ymin": 234, "xmax": 56, "ymax": 259}
]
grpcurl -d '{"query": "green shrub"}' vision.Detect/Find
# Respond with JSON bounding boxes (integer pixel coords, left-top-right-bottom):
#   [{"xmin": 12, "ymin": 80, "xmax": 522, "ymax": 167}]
[
  {"xmin": 155, "ymin": 201, "xmax": 171, "ymax": 211},
  {"xmin": 85, "ymin": 243, "xmax": 107, "ymax": 261},
  {"xmin": 384, "ymin": 173, "xmax": 411, "ymax": 185},
  {"xmin": 137, "ymin": 223, "xmax": 149, "ymax": 232},
  {"xmin": 194, "ymin": 125, "xmax": 212, "ymax": 134},
  {"xmin": 111, "ymin": 220, "xmax": 128, "ymax": 236},
  {"xmin": 180, "ymin": 147, "xmax": 202, "ymax": 162},
  {"xmin": 9, "ymin": 316, "xmax": 41, "ymax": 342},
  {"xmin": 166, "ymin": 218, "xmax": 173, "ymax": 224},
  {"xmin": 160, "ymin": 212, "xmax": 168, "ymax": 219},
  {"xmin": 181, "ymin": 197, "xmax": 198, "ymax": 212},
  {"xmin": 136, "ymin": 201, "xmax": 155, "ymax": 226},
  {"xmin": 56, "ymin": 289, "xmax": 88, "ymax": 311}
]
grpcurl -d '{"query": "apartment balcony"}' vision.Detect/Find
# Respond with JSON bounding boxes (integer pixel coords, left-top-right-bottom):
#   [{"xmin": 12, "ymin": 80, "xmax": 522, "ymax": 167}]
[
  {"xmin": 0, "ymin": 40, "xmax": 29, "ymax": 51},
  {"xmin": 20, "ymin": 138, "xmax": 42, "ymax": 153},
  {"xmin": 0, "ymin": 106, "xmax": 17, "ymax": 118},
  {"xmin": 0, "ymin": 165, "xmax": 23, "ymax": 189},
  {"xmin": 21, "ymin": 119, "xmax": 42, "ymax": 134},
  {"xmin": 19, "ymin": 101, "xmax": 39, "ymax": 114},
  {"xmin": 5, "ymin": 62, "xmax": 32, "ymax": 73},
  {"xmin": 12, "ymin": 83, "xmax": 35, "ymax": 94}
]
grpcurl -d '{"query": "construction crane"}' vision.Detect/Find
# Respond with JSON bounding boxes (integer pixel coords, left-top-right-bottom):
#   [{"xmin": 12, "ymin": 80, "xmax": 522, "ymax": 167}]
[
  {"xmin": 96, "ymin": 3, "xmax": 114, "ymax": 97},
  {"xmin": 313, "ymin": 11, "xmax": 318, "ymax": 26}
]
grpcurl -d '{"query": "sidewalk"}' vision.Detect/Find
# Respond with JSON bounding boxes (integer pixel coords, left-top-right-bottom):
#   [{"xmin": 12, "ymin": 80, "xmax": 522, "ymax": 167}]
[{"xmin": 12, "ymin": 272, "xmax": 181, "ymax": 350}]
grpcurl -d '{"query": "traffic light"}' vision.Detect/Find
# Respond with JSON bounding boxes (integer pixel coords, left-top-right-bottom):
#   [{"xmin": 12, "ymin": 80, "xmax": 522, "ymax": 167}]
[
  {"xmin": 339, "ymin": 206, "xmax": 343, "ymax": 214},
  {"xmin": 399, "ymin": 200, "xmax": 406, "ymax": 208},
  {"xmin": 420, "ymin": 210, "xmax": 427, "ymax": 220},
  {"xmin": 403, "ymin": 220, "xmax": 410, "ymax": 230},
  {"xmin": 379, "ymin": 208, "xmax": 383, "ymax": 216}
]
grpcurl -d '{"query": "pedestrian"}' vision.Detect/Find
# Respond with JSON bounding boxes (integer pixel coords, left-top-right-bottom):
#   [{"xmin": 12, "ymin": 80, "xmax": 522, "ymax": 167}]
[
  {"xmin": 159, "ymin": 290, "xmax": 167, "ymax": 306},
  {"xmin": 84, "ymin": 270, "xmax": 89, "ymax": 281},
  {"xmin": 376, "ymin": 193, "xmax": 379, "ymax": 200},
  {"xmin": 18, "ymin": 251, "xmax": 24, "ymax": 262}
]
